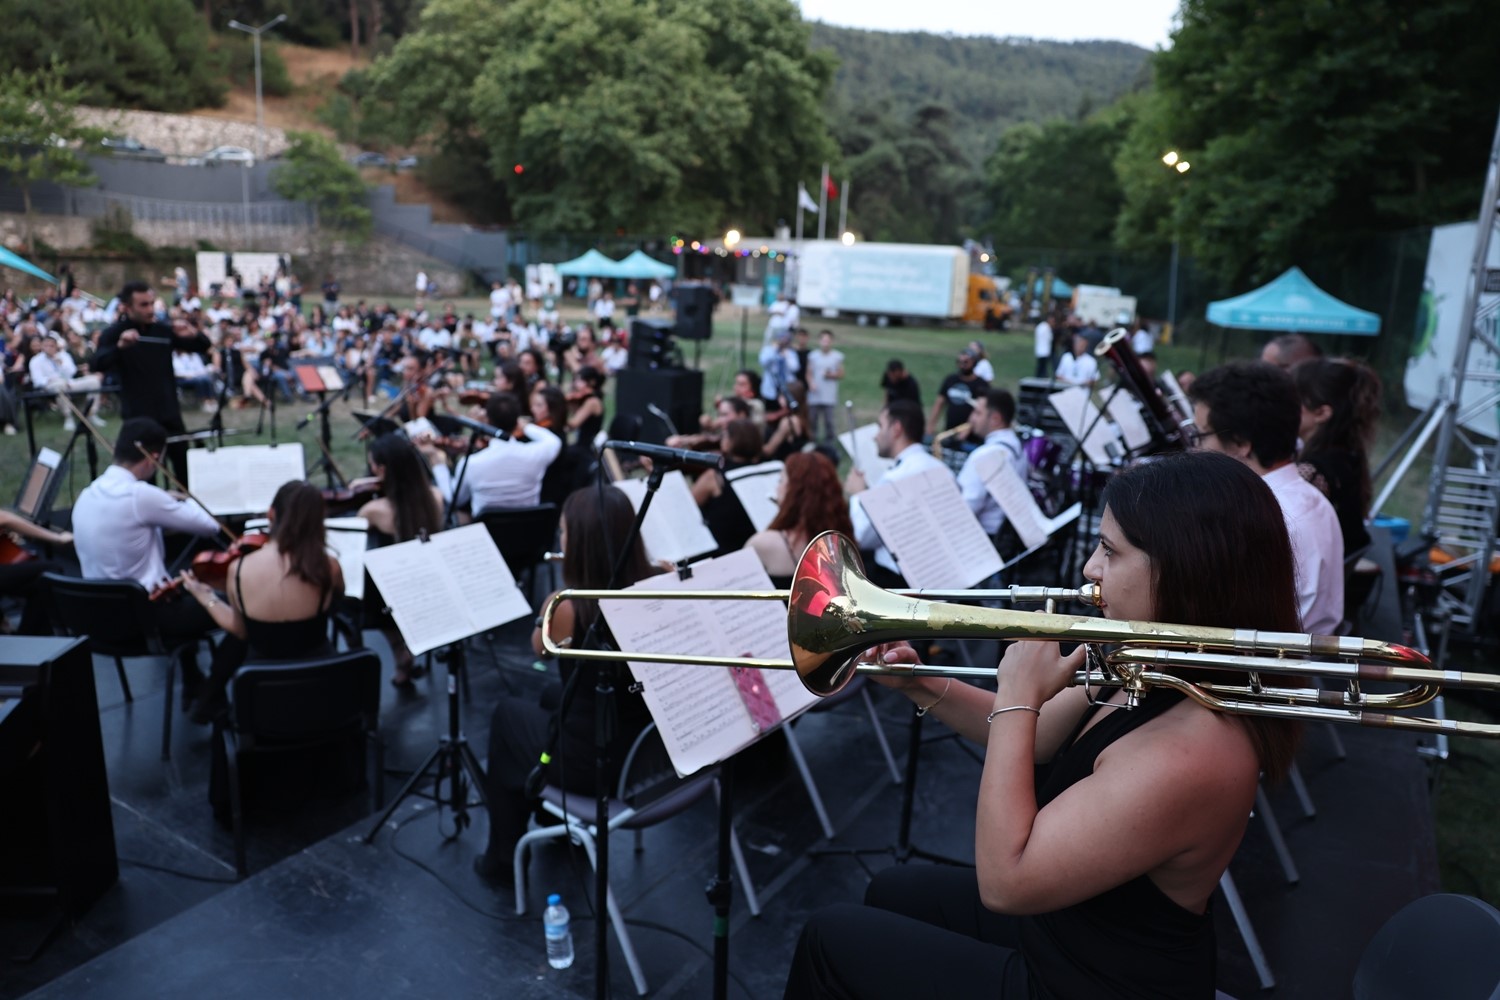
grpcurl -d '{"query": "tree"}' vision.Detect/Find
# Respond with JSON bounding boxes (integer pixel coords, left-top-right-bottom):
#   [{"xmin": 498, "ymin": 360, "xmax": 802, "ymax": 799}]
[
  {"xmin": 271, "ymin": 131, "xmax": 372, "ymax": 243},
  {"xmin": 984, "ymin": 108, "xmax": 1129, "ymax": 249},
  {"xmin": 360, "ymin": 0, "xmax": 837, "ymax": 234},
  {"xmin": 0, "ymin": 62, "xmax": 108, "ymax": 249},
  {"xmin": 1117, "ymin": 0, "xmax": 1500, "ymax": 283},
  {"xmin": 834, "ymin": 102, "xmax": 973, "ymax": 243}
]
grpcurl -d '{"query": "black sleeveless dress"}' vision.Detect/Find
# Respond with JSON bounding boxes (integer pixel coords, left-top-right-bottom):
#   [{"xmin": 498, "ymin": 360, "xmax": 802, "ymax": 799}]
[{"xmin": 1020, "ymin": 689, "xmax": 1217, "ymax": 999}]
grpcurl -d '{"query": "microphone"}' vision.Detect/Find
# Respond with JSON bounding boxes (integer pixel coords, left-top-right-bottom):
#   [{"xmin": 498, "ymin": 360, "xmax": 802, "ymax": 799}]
[
  {"xmin": 646, "ymin": 402, "xmax": 679, "ymax": 435},
  {"xmin": 604, "ymin": 439, "xmax": 723, "ymax": 470},
  {"xmin": 446, "ymin": 414, "xmax": 506, "ymax": 438}
]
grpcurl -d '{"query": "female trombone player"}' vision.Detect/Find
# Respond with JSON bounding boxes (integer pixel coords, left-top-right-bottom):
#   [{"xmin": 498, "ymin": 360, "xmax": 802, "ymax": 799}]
[{"xmin": 784, "ymin": 450, "xmax": 1302, "ymax": 999}]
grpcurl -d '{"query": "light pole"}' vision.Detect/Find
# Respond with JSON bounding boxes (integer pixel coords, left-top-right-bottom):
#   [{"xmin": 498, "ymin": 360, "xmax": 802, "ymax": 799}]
[
  {"xmin": 228, "ymin": 14, "xmax": 287, "ymax": 162},
  {"xmin": 1161, "ymin": 151, "xmax": 1191, "ymax": 335}
]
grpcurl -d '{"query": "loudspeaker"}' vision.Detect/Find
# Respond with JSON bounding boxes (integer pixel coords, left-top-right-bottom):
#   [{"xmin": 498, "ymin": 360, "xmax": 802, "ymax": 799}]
[
  {"xmin": 628, "ymin": 317, "xmax": 677, "ymax": 371},
  {"xmin": 671, "ymin": 284, "xmax": 716, "ymax": 341},
  {"xmin": 615, "ymin": 368, "xmax": 704, "ymax": 445}
]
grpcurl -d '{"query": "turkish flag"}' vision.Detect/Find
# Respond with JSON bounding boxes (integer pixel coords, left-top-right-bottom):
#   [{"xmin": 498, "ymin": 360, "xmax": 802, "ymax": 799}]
[{"xmin": 825, "ymin": 175, "xmax": 839, "ymax": 200}]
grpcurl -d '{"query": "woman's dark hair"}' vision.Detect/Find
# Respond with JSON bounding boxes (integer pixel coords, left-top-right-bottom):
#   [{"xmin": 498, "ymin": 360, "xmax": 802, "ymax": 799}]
[
  {"xmin": 721, "ymin": 418, "xmax": 764, "ymax": 463},
  {"xmin": 367, "ymin": 432, "xmax": 442, "ymax": 542},
  {"xmin": 496, "ymin": 362, "xmax": 524, "ymax": 392},
  {"xmin": 534, "ymin": 385, "xmax": 568, "ymax": 430},
  {"xmin": 768, "ymin": 452, "xmax": 853, "ymax": 539},
  {"xmin": 520, "ymin": 348, "xmax": 549, "ymax": 385},
  {"xmin": 268, "ymin": 480, "xmax": 332, "ymax": 594},
  {"xmin": 735, "ymin": 368, "xmax": 761, "ymax": 395},
  {"xmin": 1100, "ymin": 450, "xmax": 1302, "ymax": 781},
  {"xmin": 577, "ymin": 365, "xmax": 605, "ymax": 391},
  {"xmin": 1294, "ymin": 357, "xmax": 1382, "ymax": 510},
  {"xmin": 561, "ymin": 485, "xmax": 652, "ymax": 637},
  {"xmin": 782, "ymin": 378, "xmax": 808, "ymax": 415}
]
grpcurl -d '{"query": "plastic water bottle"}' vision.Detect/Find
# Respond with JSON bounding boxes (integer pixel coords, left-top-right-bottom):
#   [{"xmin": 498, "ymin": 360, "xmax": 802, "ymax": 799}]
[{"xmin": 543, "ymin": 893, "xmax": 574, "ymax": 969}]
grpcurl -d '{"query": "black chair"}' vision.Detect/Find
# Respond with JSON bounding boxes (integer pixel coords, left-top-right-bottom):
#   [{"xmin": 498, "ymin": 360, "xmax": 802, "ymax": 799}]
[
  {"xmin": 215, "ymin": 649, "xmax": 384, "ymax": 878},
  {"xmin": 477, "ymin": 503, "xmax": 562, "ymax": 608},
  {"xmin": 1353, "ymin": 893, "xmax": 1500, "ymax": 999},
  {"xmin": 43, "ymin": 573, "xmax": 186, "ymax": 760}
]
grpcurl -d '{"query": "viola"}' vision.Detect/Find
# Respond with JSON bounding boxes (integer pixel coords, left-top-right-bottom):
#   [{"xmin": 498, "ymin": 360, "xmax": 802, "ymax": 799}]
[{"xmin": 150, "ymin": 532, "xmax": 270, "ymax": 602}]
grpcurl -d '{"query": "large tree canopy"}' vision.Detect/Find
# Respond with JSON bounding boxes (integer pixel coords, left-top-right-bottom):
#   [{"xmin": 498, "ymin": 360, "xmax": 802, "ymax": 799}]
[
  {"xmin": 985, "ymin": 107, "xmax": 1128, "ymax": 249},
  {"xmin": 1118, "ymin": 0, "xmax": 1500, "ymax": 283},
  {"xmin": 360, "ymin": 0, "xmax": 837, "ymax": 233}
]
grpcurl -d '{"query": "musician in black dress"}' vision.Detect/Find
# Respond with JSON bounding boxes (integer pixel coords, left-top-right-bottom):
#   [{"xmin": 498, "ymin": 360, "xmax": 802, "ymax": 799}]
[
  {"xmin": 94, "ymin": 281, "xmax": 211, "ymax": 482},
  {"xmin": 785, "ymin": 451, "xmax": 1303, "ymax": 999}
]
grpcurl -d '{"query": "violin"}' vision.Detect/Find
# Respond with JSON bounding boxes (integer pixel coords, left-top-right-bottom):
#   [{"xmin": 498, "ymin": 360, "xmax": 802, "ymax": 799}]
[
  {"xmin": 0, "ymin": 534, "xmax": 35, "ymax": 565},
  {"xmin": 458, "ymin": 389, "xmax": 491, "ymax": 406},
  {"xmin": 322, "ymin": 482, "xmax": 383, "ymax": 516},
  {"xmin": 149, "ymin": 532, "xmax": 269, "ymax": 602}
]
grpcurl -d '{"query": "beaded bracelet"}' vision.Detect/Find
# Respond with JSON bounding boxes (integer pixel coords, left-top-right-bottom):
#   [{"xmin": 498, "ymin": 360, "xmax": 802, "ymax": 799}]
[
  {"xmin": 915, "ymin": 678, "xmax": 952, "ymax": 717},
  {"xmin": 987, "ymin": 705, "xmax": 1040, "ymax": 723}
]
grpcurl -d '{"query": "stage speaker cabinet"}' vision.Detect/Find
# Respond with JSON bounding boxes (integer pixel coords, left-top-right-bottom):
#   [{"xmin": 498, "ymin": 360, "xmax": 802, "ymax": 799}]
[
  {"xmin": 671, "ymin": 283, "xmax": 716, "ymax": 341},
  {"xmin": 628, "ymin": 317, "xmax": 677, "ymax": 372},
  {"xmin": 615, "ymin": 368, "xmax": 704, "ymax": 446}
]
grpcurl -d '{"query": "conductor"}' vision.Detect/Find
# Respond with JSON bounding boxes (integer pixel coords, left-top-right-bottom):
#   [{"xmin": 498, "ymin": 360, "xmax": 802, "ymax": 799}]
[{"xmin": 94, "ymin": 279, "xmax": 211, "ymax": 482}]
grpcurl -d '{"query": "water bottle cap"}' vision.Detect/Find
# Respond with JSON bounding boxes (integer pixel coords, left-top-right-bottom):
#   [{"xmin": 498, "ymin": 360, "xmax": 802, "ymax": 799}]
[{"xmin": 547, "ymin": 893, "xmax": 561, "ymax": 906}]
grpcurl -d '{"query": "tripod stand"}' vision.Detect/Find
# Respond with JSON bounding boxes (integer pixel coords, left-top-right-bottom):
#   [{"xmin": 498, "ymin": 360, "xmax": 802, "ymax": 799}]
[{"xmin": 364, "ymin": 636, "xmax": 487, "ymax": 841}]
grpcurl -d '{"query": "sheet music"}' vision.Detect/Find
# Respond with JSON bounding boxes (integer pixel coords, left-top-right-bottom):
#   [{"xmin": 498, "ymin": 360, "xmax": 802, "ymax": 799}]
[
  {"xmin": 601, "ymin": 550, "xmax": 818, "ymax": 776},
  {"xmin": 16, "ymin": 447, "xmax": 62, "ymax": 520},
  {"xmin": 316, "ymin": 366, "xmax": 345, "ymax": 391},
  {"xmin": 612, "ymin": 471, "xmax": 719, "ymax": 564},
  {"xmin": 970, "ymin": 451, "xmax": 1079, "ymax": 551},
  {"xmin": 838, "ymin": 423, "xmax": 896, "ymax": 484},
  {"xmin": 402, "ymin": 417, "xmax": 438, "ymax": 440},
  {"xmin": 1104, "ymin": 393, "xmax": 1153, "ymax": 451},
  {"xmin": 187, "ymin": 444, "xmax": 306, "ymax": 515},
  {"xmin": 244, "ymin": 515, "xmax": 370, "ymax": 601},
  {"xmin": 363, "ymin": 522, "xmax": 530, "ymax": 655},
  {"xmin": 1001, "ymin": 503, "xmax": 1083, "ymax": 570},
  {"xmin": 856, "ymin": 466, "xmax": 1002, "ymax": 589},
  {"xmin": 1047, "ymin": 388, "xmax": 1117, "ymax": 467},
  {"xmin": 725, "ymin": 461, "xmax": 784, "ymax": 532}
]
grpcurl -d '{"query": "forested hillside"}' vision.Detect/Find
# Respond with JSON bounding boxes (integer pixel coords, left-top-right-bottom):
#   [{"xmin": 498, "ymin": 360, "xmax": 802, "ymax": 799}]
[{"xmin": 809, "ymin": 26, "xmax": 1149, "ymax": 166}]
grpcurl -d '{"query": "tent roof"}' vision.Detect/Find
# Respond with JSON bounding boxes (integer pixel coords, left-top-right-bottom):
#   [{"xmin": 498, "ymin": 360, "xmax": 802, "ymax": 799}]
[
  {"xmin": 1206, "ymin": 266, "xmax": 1381, "ymax": 335},
  {"xmin": 0, "ymin": 247, "xmax": 55, "ymax": 284},
  {"xmin": 554, "ymin": 249, "xmax": 621, "ymax": 277},
  {"xmin": 613, "ymin": 250, "xmax": 675, "ymax": 280}
]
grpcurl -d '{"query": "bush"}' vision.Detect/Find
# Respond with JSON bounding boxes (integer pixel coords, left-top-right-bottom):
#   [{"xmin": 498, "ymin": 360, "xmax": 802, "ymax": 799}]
[
  {"xmin": 216, "ymin": 35, "xmax": 293, "ymax": 98},
  {"xmin": 91, "ymin": 205, "xmax": 151, "ymax": 256}
]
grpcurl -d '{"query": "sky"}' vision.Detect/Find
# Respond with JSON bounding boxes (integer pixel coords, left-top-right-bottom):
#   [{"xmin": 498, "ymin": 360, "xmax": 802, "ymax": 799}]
[{"xmin": 796, "ymin": 0, "xmax": 1180, "ymax": 50}]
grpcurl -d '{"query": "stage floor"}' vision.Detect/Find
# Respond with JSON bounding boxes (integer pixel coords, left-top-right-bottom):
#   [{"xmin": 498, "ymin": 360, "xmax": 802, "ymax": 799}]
[{"xmin": 5, "ymin": 608, "xmax": 1441, "ymax": 999}]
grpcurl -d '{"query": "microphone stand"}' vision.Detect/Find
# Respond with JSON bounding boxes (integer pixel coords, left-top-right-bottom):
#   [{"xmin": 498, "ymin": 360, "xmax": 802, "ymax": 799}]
[{"xmin": 442, "ymin": 427, "xmax": 492, "ymax": 528}]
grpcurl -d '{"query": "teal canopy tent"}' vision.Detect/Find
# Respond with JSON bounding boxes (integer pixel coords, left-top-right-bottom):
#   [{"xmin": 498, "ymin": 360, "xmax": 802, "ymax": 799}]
[
  {"xmin": 0, "ymin": 246, "xmax": 55, "ymax": 284},
  {"xmin": 1027, "ymin": 275, "xmax": 1073, "ymax": 298},
  {"xmin": 613, "ymin": 250, "xmax": 675, "ymax": 280},
  {"xmin": 554, "ymin": 249, "xmax": 623, "ymax": 278},
  {"xmin": 1206, "ymin": 266, "xmax": 1381, "ymax": 335}
]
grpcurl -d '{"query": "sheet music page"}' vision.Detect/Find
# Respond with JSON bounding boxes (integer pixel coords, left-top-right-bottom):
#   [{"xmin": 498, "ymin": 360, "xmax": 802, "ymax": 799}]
[
  {"xmin": 316, "ymin": 365, "xmax": 345, "ymax": 391},
  {"xmin": 725, "ymin": 461, "xmax": 784, "ymax": 533},
  {"xmin": 402, "ymin": 417, "xmax": 437, "ymax": 440},
  {"xmin": 36, "ymin": 446, "xmax": 61, "ymax": 470},
  {"xmin": 1104, "ymin": 393, "xmax": 1153, "ymax": 450},
  {"xmin": 857, "ymin": 467, "xmax": 1002, "ymax": 589},
  {"xmin": 187, "ymin": 445, "xmax": 306, "ymax": 515},
  {"xmin": 838, "ymin": 423, "xmax": 896, "ymax": 484},
  {"xmin": 325, "ymin": 517, "xmax": 370, "ymax": 601},
  {"xmin": 612, "ymin": 471, "xmax": 718, "ymax": 564},
  {"xmin": 364, "ymin": 523, "xmax": 529, "ymax": 655},
  {"xmin": 602, "ymin": 550, "xmax": 813, "ymax": 776},
  {"xmin": 1047, "ymin": 388, "xmax": 1117, "ymax": 467},
  {"xmin": 971, "ymin": 450, "xmax": 1052, "ymax": 550}
]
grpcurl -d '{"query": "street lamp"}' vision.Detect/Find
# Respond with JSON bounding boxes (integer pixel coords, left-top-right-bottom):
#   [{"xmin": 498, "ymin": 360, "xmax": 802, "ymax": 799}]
[
  {"xmin": 1161, "ymin": 150, "xmax": 1192, "ymax": 334},
  {"xmin": 724, "ymin": 229, "xmax": 741, "ymax": 249},
  {"xmin": 228, "ymin": 14, "xmax": 287, "ymax": 162},
  {"xmin": 840, "ymin": 231, "xmax": 856, "ymax": 246}
]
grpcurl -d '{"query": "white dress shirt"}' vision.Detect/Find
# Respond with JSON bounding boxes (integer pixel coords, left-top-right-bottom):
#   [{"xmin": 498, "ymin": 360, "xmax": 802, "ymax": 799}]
[
  {"xmin": 454, "ymin": 422, "xmax": 563, "ymax": 512},
  {"xmin": 1054, "ymin": 351, "xmax": 1100, "ymax": 386},
  {"xmin": 29, "ymin": 349, "xmax": 78, "ymax": 386},
  {"xmin": 1262, "ymin": 463, "xmax": 1345, "ymax": 635},
  {"xmin": 73, "ymin": 465, "xmax": 222, "ymax": 588},
  {"xmin": 850, "ymin": 443, "xmax": 949, "ymax": 576},
  {"xmin": 957, "ymin": 428, "xmax": 1026, "ymax": 534}
]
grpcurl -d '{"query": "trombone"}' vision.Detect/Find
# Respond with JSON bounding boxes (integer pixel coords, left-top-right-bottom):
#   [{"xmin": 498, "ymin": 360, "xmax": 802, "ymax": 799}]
[{"xmin": 541, "ymin": 531, "xmax": 1500, "ymax": 739}]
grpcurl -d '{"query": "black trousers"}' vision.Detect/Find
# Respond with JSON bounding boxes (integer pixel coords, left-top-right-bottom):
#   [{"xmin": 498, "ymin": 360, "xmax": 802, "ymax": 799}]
[
  {"xmin": 0, "ymin": 558, "xmax": 67, "ymax": 635},
  {"xmin": 784, "ymin": 866, "xmax": 1030, "ymax": 999},
  {"xmin": 148, "ymin": 596, "xmax": 215, "ymax": 675}
]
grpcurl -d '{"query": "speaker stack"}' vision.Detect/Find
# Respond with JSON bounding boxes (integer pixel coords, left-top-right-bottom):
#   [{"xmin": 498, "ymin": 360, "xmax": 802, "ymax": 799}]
[{"xmin": 614, "ymin": 282, "xmax": 719, "ymax": 444}]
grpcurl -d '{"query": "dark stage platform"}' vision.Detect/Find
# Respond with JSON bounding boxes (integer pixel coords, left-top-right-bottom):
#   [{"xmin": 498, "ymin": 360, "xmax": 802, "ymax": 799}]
[{"xmin": 4, "ymin": 610, "xmax": 1442, "ymax": 999}]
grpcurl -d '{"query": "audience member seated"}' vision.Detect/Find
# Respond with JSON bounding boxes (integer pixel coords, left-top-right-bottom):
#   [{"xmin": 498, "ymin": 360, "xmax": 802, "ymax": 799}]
[
  {"xmin": 744, "ymin": 451, "xmax": 854, "ymax": 587},
  {"xmin": 474, "ymin": 486, "xmax": 656, "ymax": 885},
  {"xmin": 180, "ymin": 481, "xmax": 345, "ymax": 722},
  {"xmin": 692, "ymin": 417, "xmax": 765, "ymax": 556}
]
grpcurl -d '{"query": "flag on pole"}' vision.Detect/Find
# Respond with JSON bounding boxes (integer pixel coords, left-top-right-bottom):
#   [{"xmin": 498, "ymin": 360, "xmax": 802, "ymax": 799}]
[
  {"xmin": 825, "ymin": 175, "xmax": 839, "ymax": 200},
  {"xmin": 797, "ymin": 183, "xmax": 819, "ymax": 214}
]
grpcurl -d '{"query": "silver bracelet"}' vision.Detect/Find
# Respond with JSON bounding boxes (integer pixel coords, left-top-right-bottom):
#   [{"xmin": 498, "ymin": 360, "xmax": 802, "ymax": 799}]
[
  {"xmin": 987, "ymin": 704, "xmax": 1040, "ymax": 723},
  {"xmin": 915, "ymin": 678, "xmax": 951, "ymax": 717}
]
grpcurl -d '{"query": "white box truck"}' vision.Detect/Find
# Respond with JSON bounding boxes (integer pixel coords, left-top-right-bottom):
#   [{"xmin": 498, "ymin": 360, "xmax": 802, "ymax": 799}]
[{"xmin": 792, "ymin": 242, "xmax": 977, "ymax": 325}]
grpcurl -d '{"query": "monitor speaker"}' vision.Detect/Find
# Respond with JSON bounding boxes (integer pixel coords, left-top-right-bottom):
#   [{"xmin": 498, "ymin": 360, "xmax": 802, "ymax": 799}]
[
  {"xmin": 615, "ymin": 368, "xmax": 704, "ymax": 445},
  {"xmin": 628, "ymin": 318, "xmax": 678, "ymax": 371},
  {"xmin": 672, "ymin": 284, "xmax": 716, "ymax": 341}
]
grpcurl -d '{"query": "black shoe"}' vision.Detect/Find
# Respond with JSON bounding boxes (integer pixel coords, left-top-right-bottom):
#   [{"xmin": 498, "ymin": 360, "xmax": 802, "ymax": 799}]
[{"xmin": 473, "ymin": 852, "xmax": 514, "ymax": 887}]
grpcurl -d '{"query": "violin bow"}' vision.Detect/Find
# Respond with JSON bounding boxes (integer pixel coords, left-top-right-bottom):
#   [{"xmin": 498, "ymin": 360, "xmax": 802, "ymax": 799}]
[{"xmin": 129, "ymin": 435, "xmax": 240, "ymax": 545}]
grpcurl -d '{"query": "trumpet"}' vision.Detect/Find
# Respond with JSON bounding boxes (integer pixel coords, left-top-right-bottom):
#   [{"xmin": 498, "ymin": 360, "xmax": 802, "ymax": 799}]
[{"xmin": 541, "ymin": 531, "xmax": 1500, "ymax": 738}]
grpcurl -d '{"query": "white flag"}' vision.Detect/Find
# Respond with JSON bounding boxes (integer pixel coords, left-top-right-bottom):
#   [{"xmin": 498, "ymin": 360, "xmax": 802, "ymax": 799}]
[{"xmin": 797, "ymin": 183, "xmax": 818, "ymax": 214}]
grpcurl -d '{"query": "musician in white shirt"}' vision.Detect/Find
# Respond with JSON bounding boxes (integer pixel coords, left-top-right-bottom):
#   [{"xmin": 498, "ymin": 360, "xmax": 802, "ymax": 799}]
[
  {"xmin": 452, "ymin": 392, "xmax": 563, "ymax": 515},
  {"xmin": 28, "ymin": 335, "xmax": 104, "ymax": 429},
  {"xmin": 1188, "ymin": 362, "xmax": 1344, "ymax": 635},
  {"xmin": 957, "ymin": 388, "xmax": 1027, "ymax": 535},
  {"xmin": 844, "ymin": 398, "xmax": 950, "ymax": 584},
  {"xmin": 1053, "ymin": 334, "xmax": 1100, "ymax": 388}
]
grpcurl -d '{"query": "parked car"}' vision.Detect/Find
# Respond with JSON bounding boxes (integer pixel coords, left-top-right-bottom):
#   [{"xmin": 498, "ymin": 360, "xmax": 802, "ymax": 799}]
[
  {"xmin": 351, "ymin": 151, "xmax": 388, "ymax": 167},
  {"xmin": 100, "ymin": 135, "xmax": 166, "ymax": 161},
  {"xmin": 199, "ymin": 145, "xmax": 255, "ymax": 165},
  {"xmin": 395, "ymin": 155, "xmax": 420, "ymax": 171}
]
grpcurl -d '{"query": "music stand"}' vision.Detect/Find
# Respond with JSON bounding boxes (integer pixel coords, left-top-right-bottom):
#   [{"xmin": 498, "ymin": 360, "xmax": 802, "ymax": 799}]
[{"xmin": 293, "ymin": 358, "xmax": 357, "ymax": 488}]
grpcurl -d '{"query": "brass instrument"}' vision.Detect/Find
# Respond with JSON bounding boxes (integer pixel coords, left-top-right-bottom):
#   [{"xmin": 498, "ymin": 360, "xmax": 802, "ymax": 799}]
[{"xmin": 542, "ymin": 531, "xmax": 1500, "ymax": 739}]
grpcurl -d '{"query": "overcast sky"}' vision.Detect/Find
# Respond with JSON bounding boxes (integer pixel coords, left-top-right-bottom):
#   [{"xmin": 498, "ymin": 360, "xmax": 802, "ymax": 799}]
[{"xmin": 796, "ymin": 0, "xmax": 1180, "ymax": 50}]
